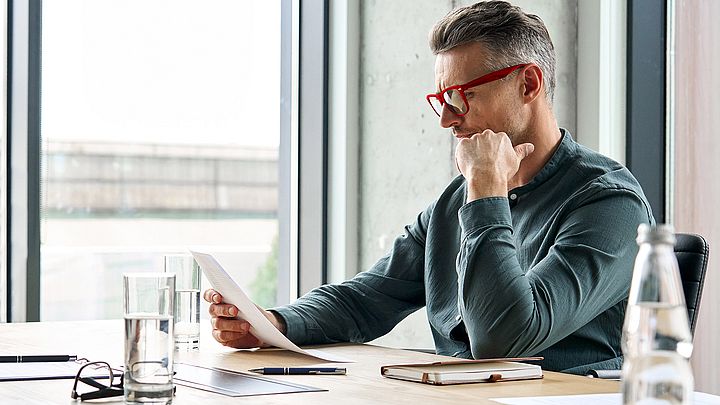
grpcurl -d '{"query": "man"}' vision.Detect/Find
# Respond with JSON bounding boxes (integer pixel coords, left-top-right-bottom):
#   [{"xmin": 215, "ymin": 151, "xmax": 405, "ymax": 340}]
[{"xmin": 205, "ymin": 1, "xmax": 653, "ymax": 374}]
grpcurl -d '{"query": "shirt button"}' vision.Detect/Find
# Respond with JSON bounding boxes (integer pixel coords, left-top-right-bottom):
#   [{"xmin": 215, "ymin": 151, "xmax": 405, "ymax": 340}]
[
  {"xmin": 455, "ymin": 314, "xmax": 462, "ymax": 321},
  {"xmin": 509, "ymin": 193, "xmax": 517, "ymax": 200}
]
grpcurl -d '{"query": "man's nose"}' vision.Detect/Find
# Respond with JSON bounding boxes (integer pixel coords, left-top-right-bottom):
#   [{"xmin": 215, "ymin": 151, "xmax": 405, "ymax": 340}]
[{"xmin": 439, "ymin": 104, "xmax": 462, "ymax": 129}]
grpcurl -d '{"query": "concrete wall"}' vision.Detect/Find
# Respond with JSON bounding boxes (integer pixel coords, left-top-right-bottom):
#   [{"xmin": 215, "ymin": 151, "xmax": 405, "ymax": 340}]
[{"xmin": 358, "ymin": 0, "xmax": 578, "ymax": 348}]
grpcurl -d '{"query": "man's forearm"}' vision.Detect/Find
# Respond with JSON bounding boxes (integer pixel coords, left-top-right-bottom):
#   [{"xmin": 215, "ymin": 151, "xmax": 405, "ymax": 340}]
[{"xmin": 267, "ymin": 309, "xmax": 287, "ymax": 335}]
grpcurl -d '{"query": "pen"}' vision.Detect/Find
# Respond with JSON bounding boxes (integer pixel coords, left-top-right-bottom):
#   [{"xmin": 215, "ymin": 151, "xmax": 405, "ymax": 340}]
[
  {"xmin": 0, "ymin": 355, "xmax": 78, "ymax": 363},
  {"xmin": 248, "ymin": 367, "xmax": 346, "ymax": 375}
]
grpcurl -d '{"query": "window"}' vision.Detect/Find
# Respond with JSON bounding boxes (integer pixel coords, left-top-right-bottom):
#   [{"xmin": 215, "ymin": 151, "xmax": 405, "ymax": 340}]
[
  {"xmin": 5, "ymin": 0, "xmax": 327, "ymax": 322},
  {"xmin": 39, "ymin": 0, "xmax": 284, "ymax": 320}
]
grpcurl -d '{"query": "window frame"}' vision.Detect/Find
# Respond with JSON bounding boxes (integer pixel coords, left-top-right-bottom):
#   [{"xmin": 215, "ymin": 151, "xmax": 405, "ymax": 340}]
[
  {"xmin": 6, "ymin": 0, "xmax": 41, "ymax": 322},
  {"xmin": 327, "ymin": 0, "xmax": 359, "ymax": 284},
  {"xmin": 625, "ymin": 0, "xmax": 669, "ymax": 223},
  {"xmin": 295, "ymin": 0, "xmax": 329, "ymax": 296},
  {"xmin": 4, "ymin": 0, "xmax": 328, "ymax": 320},
  {"xmin": 576, "ymin": 0, "xmax": 626, "ymax": 165},
  {"xmin": 1, "ymin": 0, "xmax": 8, "ymax": 323}
]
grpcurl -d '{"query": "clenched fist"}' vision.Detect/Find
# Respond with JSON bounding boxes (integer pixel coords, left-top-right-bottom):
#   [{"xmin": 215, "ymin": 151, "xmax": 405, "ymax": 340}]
[{"xmin": 455, "ymin": 129, "xmax": 534, "ymax": 202}]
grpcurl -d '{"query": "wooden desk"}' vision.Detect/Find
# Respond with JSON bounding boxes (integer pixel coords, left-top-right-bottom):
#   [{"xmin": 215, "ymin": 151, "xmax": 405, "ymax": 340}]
[{"xmin": 0, "ymin": 320, "xmax": 618, "ymax": 404}]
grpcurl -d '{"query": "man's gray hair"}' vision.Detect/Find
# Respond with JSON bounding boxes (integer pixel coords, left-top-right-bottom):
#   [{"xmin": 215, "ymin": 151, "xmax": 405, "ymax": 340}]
[{"xmin": 429, "ymin": 1, "xmax": 556, "ymax": 103}]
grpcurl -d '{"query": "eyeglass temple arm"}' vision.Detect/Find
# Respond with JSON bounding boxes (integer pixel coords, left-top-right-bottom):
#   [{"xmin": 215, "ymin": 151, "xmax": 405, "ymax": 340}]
[
  {"xmin": 79, "ymin": 386, "xmax": 124, "ymax": 401},
  {"xmin": 460, "ymin": 63, "xmax": 529, "ymax": 89},
  {"xmin": 77, "ymin": 376, "xmax": 109, "ymax": 390}
]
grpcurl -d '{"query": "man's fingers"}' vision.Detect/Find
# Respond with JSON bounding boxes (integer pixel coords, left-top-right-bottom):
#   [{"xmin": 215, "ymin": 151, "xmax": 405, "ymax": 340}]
[
  {"xmin": 514, "ymin": 143, "xmax": 535, "ymax": 159},
  {"xmin": 212, "ymin": 329, "xmax": 247, "ymax": 344},
  {"xmin": 212, "ymin": 329, "xmax": 262, "ymax": 348},
  {"xmin": 209, "ymin": 303, "xmax": 238, "ymax": 317},
  {"xmin": 212, "ymin": 317, "xmax": 251, "ymax": 333},
  {"xmin": 203, "ymin": 289, "xmax": 222, "ymax": 304},
  {"xmin": 226, "ymin": 336, "xmax": 263, "ymax": 349},
  {"xmin": 202, "ymin": 289, "xmax": 213, "ymax": 303}
]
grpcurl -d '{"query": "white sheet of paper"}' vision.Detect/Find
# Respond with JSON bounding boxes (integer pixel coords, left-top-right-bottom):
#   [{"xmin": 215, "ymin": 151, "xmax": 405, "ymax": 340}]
[
  {"xmin": 0, "ymin": 361, "xmax": 121, "ymax": 381},
  {"xmin": 190, "ymin": 251, "xmax": 353, "ymax": 363},
  {"xmin": 491, "ymin": 392, "xmax": 720, "ymax": 405}
]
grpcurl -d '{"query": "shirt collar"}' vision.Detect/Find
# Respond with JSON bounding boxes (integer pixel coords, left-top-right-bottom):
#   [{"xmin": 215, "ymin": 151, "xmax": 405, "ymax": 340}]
[{"xmin": 511, "ymin": 128, "xmax": 576, "ymax": 195}]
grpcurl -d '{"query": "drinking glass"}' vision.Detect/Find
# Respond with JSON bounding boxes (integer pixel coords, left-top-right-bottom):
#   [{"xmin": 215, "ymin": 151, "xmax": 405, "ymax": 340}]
[
  {"xmin": 164, "ymin": 254, "xmax": 201, "ymax": 351},
  {"xmin": 123, "ymin": 273, "xmax": 175, "ymax": 404}
]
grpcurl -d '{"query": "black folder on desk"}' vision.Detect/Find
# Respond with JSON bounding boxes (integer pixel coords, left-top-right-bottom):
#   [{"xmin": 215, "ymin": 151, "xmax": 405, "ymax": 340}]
[{"xmin": 173, "ymin": 363, "xmax": 326, "ymax": 397}]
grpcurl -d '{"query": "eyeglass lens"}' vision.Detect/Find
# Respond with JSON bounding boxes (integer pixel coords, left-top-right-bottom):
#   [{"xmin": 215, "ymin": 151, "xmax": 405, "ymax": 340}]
[
  {"xmin": 429, "ymin": 90, "xmax": 468, "ymax": 116},
  {"xmin": 443, "ymin": 89, "xmax": 467, "ymax": 115}
]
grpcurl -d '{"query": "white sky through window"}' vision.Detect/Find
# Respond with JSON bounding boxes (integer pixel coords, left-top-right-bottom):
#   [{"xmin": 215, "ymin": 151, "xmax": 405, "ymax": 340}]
[{"xmin": 41, "ymin": 0, "xmax": 281, "ymax": 147}]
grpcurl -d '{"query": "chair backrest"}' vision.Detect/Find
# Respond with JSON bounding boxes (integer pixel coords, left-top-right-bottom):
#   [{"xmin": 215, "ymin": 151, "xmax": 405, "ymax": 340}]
[
  {"xmin": 585, "ymin": 233, "xmax": 709, "ymax": 378},
  {"xmin": 674, "ymin": 233, "xmax": 710, "ymax": 335}
]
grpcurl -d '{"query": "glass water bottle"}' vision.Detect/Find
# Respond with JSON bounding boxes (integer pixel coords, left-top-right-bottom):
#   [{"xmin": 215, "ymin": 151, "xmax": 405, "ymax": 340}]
[{"xmin": 621, "ymin": 224, "xmax": 694, "ymax": 404}]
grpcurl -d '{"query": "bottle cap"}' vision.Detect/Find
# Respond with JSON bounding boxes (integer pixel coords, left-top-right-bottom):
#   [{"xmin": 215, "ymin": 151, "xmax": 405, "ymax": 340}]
[{"xmin": 636, "ymin": 223, "xmax": 676, "ymax": 245}]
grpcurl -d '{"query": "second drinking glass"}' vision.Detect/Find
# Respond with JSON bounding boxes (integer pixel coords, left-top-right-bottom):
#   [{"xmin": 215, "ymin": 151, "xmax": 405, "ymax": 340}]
[{"xmin": 164, "ymin": 254, "xmax": 202, "ymax": 351}]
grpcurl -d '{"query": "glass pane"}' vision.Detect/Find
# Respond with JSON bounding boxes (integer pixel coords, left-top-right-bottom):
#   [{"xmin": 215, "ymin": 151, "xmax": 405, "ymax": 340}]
[{"xmin": 40, "ymin": 0, "xmax": 283, "ymax": 320}]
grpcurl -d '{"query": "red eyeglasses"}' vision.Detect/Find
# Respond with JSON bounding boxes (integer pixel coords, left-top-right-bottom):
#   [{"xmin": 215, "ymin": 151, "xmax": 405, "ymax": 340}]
[{"xmin": 426, "ymin": 63, "xmax": 529, "ymax": 117}]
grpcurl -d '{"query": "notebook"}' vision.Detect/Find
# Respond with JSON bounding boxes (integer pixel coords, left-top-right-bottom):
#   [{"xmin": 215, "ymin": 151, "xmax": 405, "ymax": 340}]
[{"xmin": 380, "ymin": 357, "xmax": 543, "ymax": 385}]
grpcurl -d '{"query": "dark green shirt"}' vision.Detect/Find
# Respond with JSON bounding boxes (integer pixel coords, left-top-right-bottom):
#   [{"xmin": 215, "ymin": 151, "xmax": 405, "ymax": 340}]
[{"xmin": 273, "ymin": 130, "xmax": 654, "ymax": 373}]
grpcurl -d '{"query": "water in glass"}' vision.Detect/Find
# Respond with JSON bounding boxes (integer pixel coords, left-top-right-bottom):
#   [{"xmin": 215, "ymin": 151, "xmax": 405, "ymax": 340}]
[
  {"xmin": 173, "ymin": 288, "xmax": 200, "ymax": 349},
  {"xmin": 124, "ymin": 314, "xmax": 174, "ymax": 403}
]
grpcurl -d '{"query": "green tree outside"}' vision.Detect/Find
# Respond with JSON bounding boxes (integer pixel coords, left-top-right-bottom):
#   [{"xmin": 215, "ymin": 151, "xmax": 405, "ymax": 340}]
[{"xmin": 249, "ymin": 235, "xmax": 278, "ymax": 308}]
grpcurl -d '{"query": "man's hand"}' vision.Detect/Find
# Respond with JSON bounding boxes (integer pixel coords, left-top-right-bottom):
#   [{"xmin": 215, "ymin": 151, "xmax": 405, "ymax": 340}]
[
  {"xmin": 455, "ymin": 129, "xmax": 534, "ymax": 201},
  {"xmin": 203, "ymin": 289, "xmax": 286, "ymax": 349}
]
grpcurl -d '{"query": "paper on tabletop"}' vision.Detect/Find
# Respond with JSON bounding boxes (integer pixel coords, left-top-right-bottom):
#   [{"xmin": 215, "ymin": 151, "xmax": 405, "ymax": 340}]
[
  {"xmin": 491, "ymin": 392, "xmax": 720, "ymax": 405},
  {"xmin": 190, "ymin": 251, "xmax": 353, "ymax": 363}
]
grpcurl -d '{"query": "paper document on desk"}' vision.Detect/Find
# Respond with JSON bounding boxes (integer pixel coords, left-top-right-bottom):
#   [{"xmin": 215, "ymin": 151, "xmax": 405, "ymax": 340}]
[
  {"xmin": 191, "ymin": 251, "xmax": 353, "ymax": 363},
  {"xmin": 491, "ymin": 392, "xmax": 720, "ymax": 405},
  {"xmin": 0, "ymin": 361, "xmax": 122, "ymax": 381}
]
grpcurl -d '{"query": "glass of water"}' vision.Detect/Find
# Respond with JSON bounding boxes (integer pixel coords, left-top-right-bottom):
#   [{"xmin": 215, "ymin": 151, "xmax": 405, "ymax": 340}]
[
  {"xmin": 123, "ymin": 273, "xmax": 175, "ymax": 404},
  {"xmin": 164, "ymin": 254, "xmax": 201, "ymax": 351}
]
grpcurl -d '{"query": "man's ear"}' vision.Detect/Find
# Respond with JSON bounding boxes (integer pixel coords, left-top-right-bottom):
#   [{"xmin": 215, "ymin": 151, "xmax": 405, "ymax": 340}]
[{"xmin": 520, "ymin": 64, "xmax": 544, "ymax": 104}]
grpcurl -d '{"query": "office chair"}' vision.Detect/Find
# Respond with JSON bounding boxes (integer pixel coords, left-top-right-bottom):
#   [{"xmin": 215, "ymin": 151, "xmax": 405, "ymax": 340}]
[
  {"xmin": 586, "ymin": 232, "xmax": 710, "ymax": 379},
  {"xmin": 675, "ymin": 233, "xmax": 709, "ymax": 335}
]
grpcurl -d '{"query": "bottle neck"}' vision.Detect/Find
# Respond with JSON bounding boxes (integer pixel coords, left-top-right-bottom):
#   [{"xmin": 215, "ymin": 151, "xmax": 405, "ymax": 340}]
[{"xmin": 632, "ymin": 242, "xmax": 684, "ymax": 306}]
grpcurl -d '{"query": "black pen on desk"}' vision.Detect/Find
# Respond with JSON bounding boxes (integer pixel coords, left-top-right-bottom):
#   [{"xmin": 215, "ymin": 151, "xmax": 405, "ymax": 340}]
[
  {"xmin": 0, "ymin": 355, "xmax": 78, "ymax": 363},
  {"xmin": 249, "ymin": 367, "xmax": 346, "ymax": 375}
]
